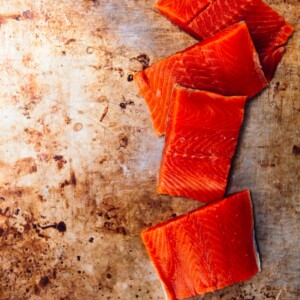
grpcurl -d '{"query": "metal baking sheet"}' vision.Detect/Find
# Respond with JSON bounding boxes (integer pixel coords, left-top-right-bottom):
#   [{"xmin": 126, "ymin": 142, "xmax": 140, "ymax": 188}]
[{"xmin": 0, "ymin": 1, "xmax": 299, "ymax": 299}]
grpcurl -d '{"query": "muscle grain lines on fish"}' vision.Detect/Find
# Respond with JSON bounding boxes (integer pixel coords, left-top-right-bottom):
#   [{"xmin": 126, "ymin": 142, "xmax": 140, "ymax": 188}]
[
  {"xmin": 142, "ymin": 190, "xmax": 260, "ymax": 299},
  {"xmin": 155, "ymin": 0, "xmax": 214, "ymax": 27},
  {"xmin": 157, "ymin": 86, "xmax": 246, "ymax": 202},
  {"xmin": 134, "ymin": 22, "xmax": 267, "ymax": 135}
]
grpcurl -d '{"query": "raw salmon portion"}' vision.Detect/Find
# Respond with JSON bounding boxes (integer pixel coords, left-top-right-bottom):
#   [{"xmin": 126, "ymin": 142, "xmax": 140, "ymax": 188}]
[
  {"xmin": 158, "ymin": 86, "xmax": 246, "ymax": 202},
  {"xmin": 155, "ymin": 0, "xmax": 294, "ymax": 81},
  {"xmin": 142, "ymin": 190, "xmax": 260, "ymax": 300},
  {"xmin": 134, "ymin": 22, "xmax": 267, "ymax": 135},
  {"xmin": 155, "ymin": 0, "xmax": 213, "ymax": 32}
]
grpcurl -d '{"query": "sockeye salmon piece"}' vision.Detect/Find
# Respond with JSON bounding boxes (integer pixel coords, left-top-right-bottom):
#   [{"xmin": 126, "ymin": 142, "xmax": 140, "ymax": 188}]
[
  {"xmin": 158, "ymin": 85, "xmax": 246, "ymax": 202},
  {"xmin": 134, "ymin": 22, "xmax": 267, "ymax": 135},
  {"xmin": 142, "ymin": 190, "xmax": 260, "ymax": 300},
  {"xmin": 154, "ymin": 0, "xmax": 214, "ymax": 34},
  {"xmin": 155, "ymin": 0, "xmax": 294, "ymax": 81}
]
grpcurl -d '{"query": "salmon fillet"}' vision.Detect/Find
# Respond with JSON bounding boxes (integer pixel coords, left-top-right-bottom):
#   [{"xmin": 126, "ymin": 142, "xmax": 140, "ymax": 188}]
[
  {"xmin": 142, "ymin": 190, "xmax": 260, "ymax": 299},
  {"xmin": 158, "ymin": 85, "xmax": 246, "ymax": 202}
]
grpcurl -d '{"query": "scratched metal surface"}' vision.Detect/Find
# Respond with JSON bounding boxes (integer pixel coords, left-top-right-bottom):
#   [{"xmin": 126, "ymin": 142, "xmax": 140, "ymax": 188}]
[{"xmin": 0, "ymin": 0, "xmax": 299, "ymax": 299}]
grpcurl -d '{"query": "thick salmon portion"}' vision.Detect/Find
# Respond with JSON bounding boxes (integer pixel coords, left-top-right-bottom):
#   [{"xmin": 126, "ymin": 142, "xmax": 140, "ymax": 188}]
[
  {"xmin": 142, "ymin": 190, "xmax": 260, "ymax": 300},
  {"xmin": 134, "ymin": 22, "xmax": 267, "ymax": 135},
  {"xmin": 158, "ymin": 86, "xmax": 246, "ymax": 202},
  {"xmin": 155, "ymin": 0, "xmax": 294, "ymax": 81}
]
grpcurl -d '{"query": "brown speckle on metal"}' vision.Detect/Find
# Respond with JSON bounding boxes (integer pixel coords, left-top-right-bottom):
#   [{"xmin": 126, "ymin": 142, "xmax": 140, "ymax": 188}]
[
  {"xmin": 73, "ymin": 123, "xmax": 83, "ymax": 132},
  {"xmin": 119, "ymin": 133, "xmax": 129, "ymax": 148},
  {"xmin": 23, "ymin": 10, "xmax": 34, "ymax": 20},
  {"xmin": 99, "ymin": 104, "xmax": 109, "ymax": 122},
  {"xmin": 65, "ymin": 38, "xmax": 76, "ymax": 45}
]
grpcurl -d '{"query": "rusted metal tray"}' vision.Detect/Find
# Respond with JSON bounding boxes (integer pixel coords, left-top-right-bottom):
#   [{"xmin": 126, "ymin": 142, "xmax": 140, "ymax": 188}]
[{"xmin": 0, "ymin": 1, "xmax": 299, "ymax": 299}]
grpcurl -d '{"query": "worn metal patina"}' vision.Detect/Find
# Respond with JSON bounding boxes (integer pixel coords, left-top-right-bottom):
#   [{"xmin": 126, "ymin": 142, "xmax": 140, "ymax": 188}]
[{"xmin": 0, "ymin": 1, "xmax": 299, "ymax": 299}]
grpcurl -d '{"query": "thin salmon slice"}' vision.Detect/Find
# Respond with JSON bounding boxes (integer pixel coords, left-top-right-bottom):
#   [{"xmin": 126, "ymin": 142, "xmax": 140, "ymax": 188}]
[
  {"xmin": 158, "ymin": 85, "xmax": 246, "ymax": 202},
  {"xmin": 155, "ymin": 0, "xmax": 294, "ymax": 81},
  {"xmin": 134, "ymin": 22, "xmax": 267, "ymax": 135},
  {"xmin": 142, "ymin": 190, "xmax": 260, "ymax": 299}
]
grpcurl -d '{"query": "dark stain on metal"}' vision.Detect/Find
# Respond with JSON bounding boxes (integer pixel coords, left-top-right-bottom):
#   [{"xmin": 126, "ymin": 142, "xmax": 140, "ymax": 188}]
[
  {"xmin": 259, "ymin": 159, "xmax": 276, "ymax": 168},
  {"xmin": 23, "ymin": 10, "xmax": 34, "ymax": 20},
  {"xmin": 292, "ymin": 145, "xmax": 300, "ymax": 155},
  {"xmin": 119, "ymin": 97, "xmax": 135, "ymax": 110},
  {"xmin": 0, "ymin": 207, "xmax": 10, "ymax": 215},
  {"xmin": 65, "ymin": 38, "xmax": 76, "ymax": 45},
  {"xmin": 131, "ymin": 54, "xmax": 150, "ymax": 70},
  {"xmin": 34, "ymin": 284, "xmax": 40, "ymax": 294},
  {"xmin": 116, "ymin": 226, "xmax": 127, "ymax": 235},
  {"xmin": 24, "ymin": 223, "xmax": 31, "ymax": 232},
  {"xmin": 61, "ymin": 180, "xmax": 70, "ymax": 188},
  {"xmin": 38, "ymin": 222, "xmax": 66, "ymax": 233},
  {"xmin": 19, "ymin": 74, "xmax": 43, "ymax": 118},
  {"xmin": 104, "ymin": 222, "xmax": 114, "ymax": 231},
  {"xmin": 39, "ymin": 276, "xmax": 50, "ymax": 288},
  {"xmin": 54, "ymin": 155, "xmax": 67, "ymax": 169},
  {"xmin": 71, "ymin": 170, "xmax": 77, "ymax": 186},
  {"xmin": 104, "ymin": 207, "xmax": 118, "ymax": 220},
  {"xmin": 119, "ymin": 134, "xmax": 128, "ymax": 148},
  {"xmin": 86, "ymin": 46, "xmax": 94, "ymax": 54},
  {"xmin": 119, "ymin": 102, "xmax": 126, "ymax": 109},
  {"xmin": 99, "ymin": 156, "xmax": 107, "ymax": 164},
  {"xmin": 30, "ymin": 165, "xmax": 38, "ymax": 173},
  {"xmin": 115, "ymin": 67, "xmax": 124, "ymax": 77},
  {"xmin": 57, "ymin": 222, "xmax": 67, "ymax": 232},
  {"xmin": 59, "ymin": 160, "xmax": 67, "ymax": 170},
  {"xmin": 54, "ymin": 155, "xmax": 64, "ymax": 161},
  {"xmin": 274, "ymin": 81, "xmax": 280, "ymax": 93},
  {"xmin": 127, "ymin": 74, "xmax": 133, "ymax": 82}
]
